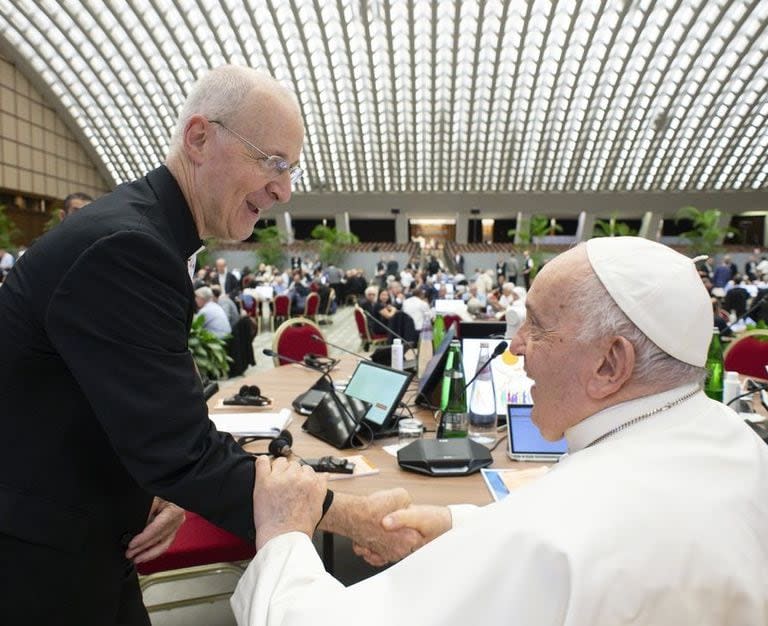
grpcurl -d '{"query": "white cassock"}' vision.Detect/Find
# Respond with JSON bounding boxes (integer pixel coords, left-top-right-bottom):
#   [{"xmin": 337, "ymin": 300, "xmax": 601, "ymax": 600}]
[{"xmin": 232, "ymin": 384, "xmax": 768, "ymax": 626}]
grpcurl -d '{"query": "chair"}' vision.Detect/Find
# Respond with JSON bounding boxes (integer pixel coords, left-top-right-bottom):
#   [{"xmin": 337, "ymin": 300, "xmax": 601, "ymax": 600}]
[
  {"xmin": 303, "ymin": 291, "xmax": 320, "ymax": 321},
  {"xmin": 724, "ymin": 330, "xmax": 768, "ymax": 380},
  {"xmin": 271, "ymin": 293, "xmax": 291, "ymax": 331},
  {"xmin": 442, "ymin": 314, "xmax": 462, "ymax": 339},
  {"xmin": 137, "ymin": 512, "xmax": 256, "ymax": 614},
  {"xmin": 272, "ymin": 317, "xmax": 328, "ymax": 367},
  {"xmin": 353, "ymin": 306, "xmax": 389, "ymax": 351},
  {"xmin": 226, "ymin": 316, "xmax": 256, "ymax": 377}
]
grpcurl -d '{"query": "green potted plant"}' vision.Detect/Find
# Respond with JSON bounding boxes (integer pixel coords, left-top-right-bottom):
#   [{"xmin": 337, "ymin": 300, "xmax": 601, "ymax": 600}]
[
  {"xmin": 593, "ymin": 215, "xmax": 637, "ymax": 237},
  {"xmin": 253, "ymin": 225, "xmax": 286, "ymax": 267},
  {"xmin": 310, "ymin": 224, "xmax": 359, "ymax": 267},
  {"xmin": 674, "ymin": 206, "xmax": 735, "ymax": 255},
  {"xmin": 188, "ymin": 315, "xmax": 231, "ymax": 381}
]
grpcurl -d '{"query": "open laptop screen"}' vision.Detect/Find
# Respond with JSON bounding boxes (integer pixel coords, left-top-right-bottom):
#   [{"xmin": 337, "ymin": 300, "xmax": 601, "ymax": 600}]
[
  {"xmin": 507, "ymin": 404, "xmax": 567, "ymax": 458},
  {"xmin": 461, "ymin": 337, "xmax": 534, "ymax": 415},
  {"xmin": 344, "ymin": 361, "xmax": 412, "ymax": 428}
]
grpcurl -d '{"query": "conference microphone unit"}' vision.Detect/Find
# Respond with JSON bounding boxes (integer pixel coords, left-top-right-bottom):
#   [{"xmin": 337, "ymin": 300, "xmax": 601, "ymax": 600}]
[{"xmin": 309, "ymin": 334, "xmax": 373, "ymax": 362}]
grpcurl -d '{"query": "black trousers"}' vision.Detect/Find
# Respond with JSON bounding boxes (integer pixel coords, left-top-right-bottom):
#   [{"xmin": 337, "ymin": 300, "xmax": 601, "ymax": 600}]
[{"xmin": 0, "ymin": 533, "xmax": 150, "ymax": 626}]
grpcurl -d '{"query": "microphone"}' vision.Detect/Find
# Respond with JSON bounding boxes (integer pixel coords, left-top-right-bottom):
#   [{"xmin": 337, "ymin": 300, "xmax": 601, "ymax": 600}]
[
  {"xmin": 464, "ymin": 341, "xmax": 509, "ymax": 389},
  {"xmin": 310, "ymin": 334, "xmax": 373, "ymax": 362},
  {"xmin": 262, "ymin": 348, "xmax": 329, "ymax": 373},
  {"xmin": 359, "ymin": 307, "xmax": 416, "ymax": 348}
]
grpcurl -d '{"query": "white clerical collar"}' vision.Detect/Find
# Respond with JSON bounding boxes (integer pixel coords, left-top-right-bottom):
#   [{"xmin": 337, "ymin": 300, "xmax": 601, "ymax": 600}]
[{"xmin": 565, "ymin": 382, "xmax": 703, "ymax": 454}]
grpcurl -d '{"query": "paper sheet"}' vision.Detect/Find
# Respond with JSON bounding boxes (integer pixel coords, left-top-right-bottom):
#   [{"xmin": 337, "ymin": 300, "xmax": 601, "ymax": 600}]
[{"xmin": 209, "ymin": 409, "xmax": 291, "ymax": 436}]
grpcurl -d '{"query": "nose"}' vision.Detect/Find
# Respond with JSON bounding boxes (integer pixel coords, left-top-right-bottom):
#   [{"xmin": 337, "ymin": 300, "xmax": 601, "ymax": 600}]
[
  {"xmin": 265, "ymin": 175, "xmax": 292, "ymax": 205},
  {"xmin": 508, "ymin": 325, "xmax": 527, "ymax": 356}
]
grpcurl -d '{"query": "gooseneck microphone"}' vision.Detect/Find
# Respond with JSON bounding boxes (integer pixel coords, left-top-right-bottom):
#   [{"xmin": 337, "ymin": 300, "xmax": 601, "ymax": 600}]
[
  {"xmin": 464, "ymin": 341, "xmax": 509, "ymax": 389},
  {"xmin": 359, "ymin": 307, "xmax": 416, "ymax": 348},
  {"xmin": 310, "ymin": 334, "xmax": 373, "ymax": 362},
  {"xmin": 262, "ymin": 348, "xmax": 333, "ymax": 374}
]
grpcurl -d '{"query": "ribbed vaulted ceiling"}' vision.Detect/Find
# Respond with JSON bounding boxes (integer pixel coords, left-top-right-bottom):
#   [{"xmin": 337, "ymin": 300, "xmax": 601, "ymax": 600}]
[{"xmin": 1, "ymin": 0, "xmax": 766, "ymax": 197}]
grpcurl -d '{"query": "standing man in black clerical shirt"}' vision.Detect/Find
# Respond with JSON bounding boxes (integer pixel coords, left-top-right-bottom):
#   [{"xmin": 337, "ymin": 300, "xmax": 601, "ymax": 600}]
[{"xmin": 0, "ymin": 65, "xmax": 416, "ymax": 626}]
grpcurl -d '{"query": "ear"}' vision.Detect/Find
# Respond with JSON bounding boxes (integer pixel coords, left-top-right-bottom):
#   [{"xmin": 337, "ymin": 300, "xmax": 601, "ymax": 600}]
[
  {"xmin": 587, "ymin": 336, "xmax": 635, "ymax": 400},
  {"xmin": 182, "ymin": 114, "xmax": 212, "ymax": 165}
]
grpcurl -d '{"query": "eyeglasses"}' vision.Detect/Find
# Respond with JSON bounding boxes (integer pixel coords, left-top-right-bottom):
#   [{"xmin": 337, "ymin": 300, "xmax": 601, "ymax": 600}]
[{"xmin": 209, "ymin": 119, "xmax": 303, "ymax": 185}]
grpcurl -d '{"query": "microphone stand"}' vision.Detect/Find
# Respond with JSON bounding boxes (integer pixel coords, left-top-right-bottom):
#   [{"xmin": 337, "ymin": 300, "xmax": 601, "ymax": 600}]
[
  {"xmin": 359, "ymin": 307, "xmax": 416, "ymax": 348},
  {"xmin": 310, "ymin": 334, "xmax": 373, "ymax": 362}
]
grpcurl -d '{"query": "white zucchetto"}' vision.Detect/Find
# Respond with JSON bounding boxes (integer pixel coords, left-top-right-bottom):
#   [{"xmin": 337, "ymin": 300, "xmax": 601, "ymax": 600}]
[{"xmin": 585, "ymin": 237, "xmax": 711, "ymax": 367}]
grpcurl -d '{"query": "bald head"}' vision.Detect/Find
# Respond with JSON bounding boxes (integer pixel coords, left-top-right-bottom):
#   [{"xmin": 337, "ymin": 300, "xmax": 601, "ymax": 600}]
[{"xmin": 167, "ymin": 66, "xmax": 302, "ymax": 158}]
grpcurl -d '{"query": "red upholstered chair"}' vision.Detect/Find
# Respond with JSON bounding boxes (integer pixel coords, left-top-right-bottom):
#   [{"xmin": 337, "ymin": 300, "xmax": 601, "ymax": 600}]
[
  {"xmin": 724, "ymin": 330, "xmax": 768, "ymax": 380},
  {"xmin": 272, "ymin": 317, "xmax": 327, "ymax": 367},
  {"xmin": 353, "ymin": 306, "xmax": 389, "ymax": 351},
  {"xmin": 303, "ymin": 291, "xmax": 320, "ymax": 321},
  {"xmin": 137, "ymin": 512, "xmax": 255, "ymax": 614},
  {"xmin": 271, "ymin": 293, "xmax": 291, "ymax": 331},
  {"xmin": 442, "ymin": 314, "xmax": 462, "ymax": 338}
]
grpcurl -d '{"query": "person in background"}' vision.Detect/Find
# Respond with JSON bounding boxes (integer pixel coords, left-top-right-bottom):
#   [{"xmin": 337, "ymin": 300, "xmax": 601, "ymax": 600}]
[
  {"xmin": 215, "ymin": 257, "xmax": 241, "ymax": 300},
  {"xmin": 0, "ymin": 247, "xmax": 14, "ymax": 279},
  {"xmin": 522, "ymin": 249, "xmax": 534, "ymax": 289},
  {"xmin": 232, "ymin": 237, "xmax": 768, "ymax": 626},
  {"xmin": 60, "ymin": 191, "xmax": 94, "ymax": 221},
  {"xmin": 211, "ymin": 284, "xmax": 240, "ymax": 328}
]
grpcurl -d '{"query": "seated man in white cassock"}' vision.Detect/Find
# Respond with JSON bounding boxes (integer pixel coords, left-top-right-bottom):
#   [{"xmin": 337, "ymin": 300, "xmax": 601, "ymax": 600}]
[{"xmin": 232, "ymin": 237, "xmax": 768, "ymax": 626}]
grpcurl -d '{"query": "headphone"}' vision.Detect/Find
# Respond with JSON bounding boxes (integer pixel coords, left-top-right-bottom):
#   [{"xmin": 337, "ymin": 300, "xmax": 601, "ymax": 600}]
[
  {"xmin": 237, "ymin": 429, "xmax": 294, "ymax": 459},
  {"xmin": 223, "ymin": 385, "xmax": 271, "ymax": 407}
]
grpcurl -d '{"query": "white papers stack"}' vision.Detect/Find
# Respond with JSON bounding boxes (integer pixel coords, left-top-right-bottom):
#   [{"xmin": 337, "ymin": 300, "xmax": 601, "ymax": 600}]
[{"xmin": 210, "ymin": 409, "xmax": 291, "ymax": 437}]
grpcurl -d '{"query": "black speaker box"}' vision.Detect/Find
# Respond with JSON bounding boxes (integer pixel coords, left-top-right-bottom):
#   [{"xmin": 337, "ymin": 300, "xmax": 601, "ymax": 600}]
[{"xmin": 397, "ymin": 439, "xmax": 493, "ymax": 476}]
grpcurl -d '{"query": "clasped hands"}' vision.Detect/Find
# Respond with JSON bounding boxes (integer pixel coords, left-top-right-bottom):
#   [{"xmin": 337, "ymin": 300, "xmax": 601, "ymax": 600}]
[{"xmin": 252, "ymin": 456, "xmax": 452, "ymax": 564}]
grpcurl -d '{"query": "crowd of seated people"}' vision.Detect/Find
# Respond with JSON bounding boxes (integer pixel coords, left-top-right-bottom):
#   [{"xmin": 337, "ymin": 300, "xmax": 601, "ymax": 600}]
[{"xmin": 696, "ymin": 248, "xmax": 768, "ymax": 335}]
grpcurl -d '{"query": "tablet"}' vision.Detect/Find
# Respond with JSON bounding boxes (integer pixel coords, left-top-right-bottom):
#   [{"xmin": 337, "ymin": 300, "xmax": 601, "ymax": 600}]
[{"xmin": 344, "ymin": 360, "xmax": 413, "ymax": 431}]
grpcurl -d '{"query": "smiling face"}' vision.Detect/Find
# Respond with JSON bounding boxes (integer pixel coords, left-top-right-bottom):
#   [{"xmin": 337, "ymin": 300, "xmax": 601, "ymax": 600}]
[
  {"xmin": 192, "ymin": 89, "xmax": 304, "ymax": 241},
  {"xmin": 509, "ymin": 249, "xmax": 605, "ymax": 440}
]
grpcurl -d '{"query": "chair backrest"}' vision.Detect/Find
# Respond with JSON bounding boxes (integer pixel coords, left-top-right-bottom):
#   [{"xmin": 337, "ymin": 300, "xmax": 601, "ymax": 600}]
[
  {"xmin": 353, "ymin": 306, "xmax": 370, "ymax": 340},
  {"xmin": 241, "ymin": 293, "xmax": 257, "ymax": 317},
  {"xmin": 724, "ymin": 330, "xmax": 768, "ymax": 380},
  {"xmin": 272, "ymin": 317, "xmax": 327, "ymax": 366},
  {"xmin": 442, "ymin": 314, "xmax": 462, "ymax": 338},
  {"xmin": 304, "ymin": 291, "xmax": 320, "ymax": 316},
  {"xmin": 274, "ymin": 293, "xmax": 291, "ymax": 316}
]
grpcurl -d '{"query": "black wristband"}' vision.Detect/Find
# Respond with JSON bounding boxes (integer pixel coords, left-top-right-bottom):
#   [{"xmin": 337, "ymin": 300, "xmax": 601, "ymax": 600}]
[{"xmin": 320, "ymin": 489, "xmax": 334, "ymax": 519}]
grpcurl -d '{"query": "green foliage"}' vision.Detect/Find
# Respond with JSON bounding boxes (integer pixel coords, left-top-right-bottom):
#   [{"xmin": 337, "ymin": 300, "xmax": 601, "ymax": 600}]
[
  {"xmin": 43, "ymin": 207, "xmax": 63, "ymax": 233},
  {"xmin": 507, "ymin": 215, "xmax": 561, "ymax": 244},
  {"xmin": 310, "ymin": 225, "xmax": 359, "ymax": 266},
  {"xmin": 593, "ymin": 216, "xmax": 638, "ymax": 238},
  {"xmin": 196, "ymin": 241, "xmax": 216, "ymax": 270},
  {"xmin": 0, "ymin": 204, "xmax": 20, "ymax": 249},
  {"xmin": 188, "ymin": 315, "xmax": 232, "ymax": 381},
  {"xmin": 675, "ymin": 206, "xmax": 735, "ymax": 255},
  {"xmin": 253, "ymin": 226, "xmax": 285, "ymax": 267}
]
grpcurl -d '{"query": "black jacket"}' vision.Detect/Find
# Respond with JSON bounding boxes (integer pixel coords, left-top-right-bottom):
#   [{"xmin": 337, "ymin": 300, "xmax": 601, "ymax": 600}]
[{"xmin": 0, "ymin": 167, "xmax": 254, "ymax": 573}]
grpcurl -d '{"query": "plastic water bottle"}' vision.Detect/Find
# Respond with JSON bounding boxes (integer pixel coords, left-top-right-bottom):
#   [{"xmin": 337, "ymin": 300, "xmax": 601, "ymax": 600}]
[
  {"xmin": 417, "ymin": 316, "xmax": 433, "ymax": 379},
  {"xmin": 438, "ymin": 340, "xmax": 468, "ymax": 438},
  {"xmin": 722, "ymin": 371, "xmax": 741, "ymax": 407},
  {"xmin": 391, "ymin": 338, "xmax": 404, "ymax": 371},
  {"xmin": 468, "ymin": 342, "xmax": 497, "ymax": 446}
]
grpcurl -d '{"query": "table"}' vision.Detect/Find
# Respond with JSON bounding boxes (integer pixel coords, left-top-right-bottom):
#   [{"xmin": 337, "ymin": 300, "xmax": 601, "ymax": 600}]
[{"xmin": 208, "ymin": 356, "xmax": 548, "ymax": 508}]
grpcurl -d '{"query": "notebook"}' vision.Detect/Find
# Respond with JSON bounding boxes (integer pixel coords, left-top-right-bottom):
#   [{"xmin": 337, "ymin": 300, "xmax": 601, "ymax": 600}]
[
  {"xmin": 506, "ymin": 404, "xmax": 567, "ymax": 462},
  {"xmin": 343, "ymin": 360, "xmax": 413, "ymax": 436}
]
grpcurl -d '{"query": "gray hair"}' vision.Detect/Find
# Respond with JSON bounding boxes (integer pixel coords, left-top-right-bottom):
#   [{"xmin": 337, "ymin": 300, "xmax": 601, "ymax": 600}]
[
  {"xmin": 195, "ymin": 286, "xmax": 214, "ymax": 303},
  {"xmin": 167, "ymin": 66, "xmax": 280, "ymax": 156},
  {"xmin": 568, "ymin": 259, "xmax": 706, "ymax": 388}
]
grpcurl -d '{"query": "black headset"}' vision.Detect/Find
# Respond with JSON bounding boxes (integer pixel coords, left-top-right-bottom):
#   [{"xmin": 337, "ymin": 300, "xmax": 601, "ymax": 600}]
[
  {"xmin": 237, "ymin": 429, "xmax": 293, "ymax": 459},
  {"xmin": 223, "ymin": 384, "xmax": 271, "ymax": 407}
]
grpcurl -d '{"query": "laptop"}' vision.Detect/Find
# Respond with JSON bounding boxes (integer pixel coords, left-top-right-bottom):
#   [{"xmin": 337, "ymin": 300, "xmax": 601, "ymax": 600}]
[
  {"xmin": 506, "ymin": 404, "xmax": 567, "ymax": 462},
  {"xmin": 461, "ymin": 337, "xmax": 534, "ymax": 416},
  {"xmin": 343, "ymin": 360, "xmax": 413, "ymax": 437}
]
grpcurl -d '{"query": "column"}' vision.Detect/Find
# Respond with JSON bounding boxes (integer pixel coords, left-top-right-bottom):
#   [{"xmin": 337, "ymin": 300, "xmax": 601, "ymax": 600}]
[
  {"xmin": 455, "ymin": 213, "xmax": 468, "ymax": 244},
  {"xmin": 574, "ymin": 211, "xmax": 595, "ymax": 242},
  {"xmin": 639, "ymin": 211, "xmax": 662, "ymax": 241},
  {"xmin": 277, "ymin": 211, "xmax": 294, "ymax": 244}
]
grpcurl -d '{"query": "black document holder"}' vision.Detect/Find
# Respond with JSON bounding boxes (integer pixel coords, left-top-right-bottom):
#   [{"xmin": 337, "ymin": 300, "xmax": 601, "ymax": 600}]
[{"xmin": 302, "ymin": 391, "xmax": 371, "ymax": 449}]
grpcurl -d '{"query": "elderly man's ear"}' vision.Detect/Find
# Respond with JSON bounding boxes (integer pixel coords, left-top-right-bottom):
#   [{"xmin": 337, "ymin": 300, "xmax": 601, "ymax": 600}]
[{"xmin": 587, "ymin": 336, "xmax": 636, "ymax": 399}]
